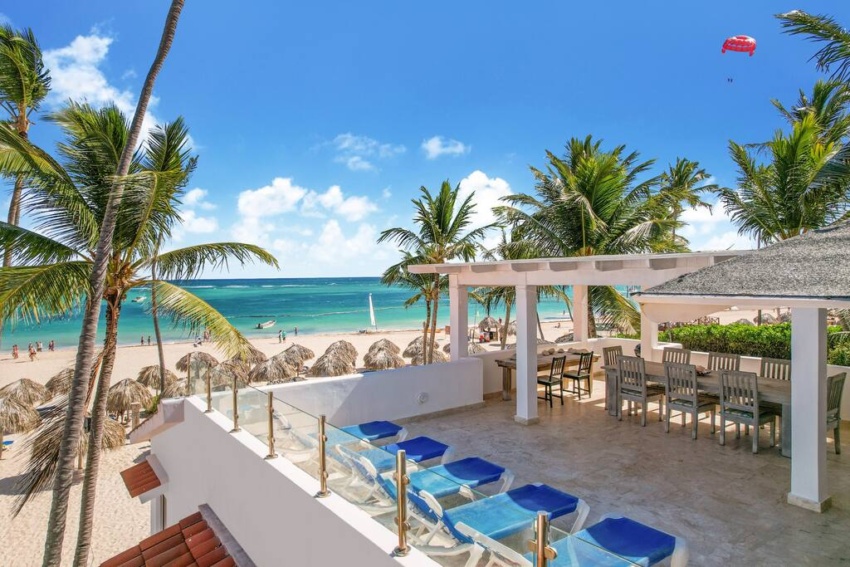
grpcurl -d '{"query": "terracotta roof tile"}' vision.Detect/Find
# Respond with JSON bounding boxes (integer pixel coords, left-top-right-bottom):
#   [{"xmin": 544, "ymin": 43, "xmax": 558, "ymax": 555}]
[
  {"xmin": 120, "ymin": 460, "xmax": 162, "ymax": 499},
  {"xmin": 99, "ymin": 511, "xmax": 236, "ymax": 567}
]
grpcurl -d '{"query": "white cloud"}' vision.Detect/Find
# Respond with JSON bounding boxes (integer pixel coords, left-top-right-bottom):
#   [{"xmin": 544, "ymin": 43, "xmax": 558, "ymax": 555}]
[
  {"xmin": 331, "ymin": 133, "xmax": 405, "ymax": 172},
  {"xmin": 421, "ymin": 136, "xmax": 470, "ymax": 159},
  {"xmin": 381, "ymin": 187, "xmax": 392, "ymax": 199},
  {"xmin": 302, "ymin": 185, "xmax": 378, "ymax": 222},
  {"xmin": 237, "ymin": 177, "xmax": 308, "ymax": 219},
  {"xmin": 184, "ymin": 188, "xmax": 216, "ymax": 210},
  {"xmin": 0, "ymin": 13, "xmax": 11, "ymax": 25},
  {"xmin": 180, "ymin": 210, "xmax": 218, "ymax": 234},
  {"xmin": 458, "ymin": 170, "xmax": 511, "ymax": 241},
  {"xmin": 679, "ymin": 201, "xmax": 756, "ymax": 251}
]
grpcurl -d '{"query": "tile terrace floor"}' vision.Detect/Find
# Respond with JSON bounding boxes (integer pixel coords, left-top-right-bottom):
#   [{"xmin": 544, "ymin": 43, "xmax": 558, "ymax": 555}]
[{"xmin": 401, "ymin": 381, "xmax": 850, "ymax": 566}]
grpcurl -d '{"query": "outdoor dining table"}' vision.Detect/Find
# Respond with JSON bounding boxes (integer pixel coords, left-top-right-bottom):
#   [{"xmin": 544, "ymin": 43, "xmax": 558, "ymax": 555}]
[
  {"xmin": 604, "ymin": 360, "xmax": 793, "ymax": 457},
  {"xmin": 495, "ymin": 351, "xmax": 600, "ymax": 401}
]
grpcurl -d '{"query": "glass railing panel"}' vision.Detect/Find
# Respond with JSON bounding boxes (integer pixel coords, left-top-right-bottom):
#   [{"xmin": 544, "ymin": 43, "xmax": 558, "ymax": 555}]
[{"xmin": 550, "ymin": 523, "xmax": 640, "ymax": 566}]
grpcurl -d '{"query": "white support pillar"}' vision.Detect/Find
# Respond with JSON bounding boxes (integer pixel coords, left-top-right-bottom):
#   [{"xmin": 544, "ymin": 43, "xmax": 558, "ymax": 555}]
[
  {"xmin": 788, "ymin": 307, "xmax": 831, "ymax": 512},
  {"xmin": 515, "ymin": 284, "xmax": 538, "ymax": 425},
  {"xmin": 448, "ymin": 275, "xmax": 469, "ymax": 362},
  {"xmin": 640, "ymin": 308, "xmax": 660, "ymax": 362},
  {"xmin": 572, "ymin": 285, "xmax": 588, "ymax": 343}
]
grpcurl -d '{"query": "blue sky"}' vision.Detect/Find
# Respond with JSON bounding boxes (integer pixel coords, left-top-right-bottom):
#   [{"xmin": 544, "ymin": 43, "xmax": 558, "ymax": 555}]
[{"xmin": 3, "ymin": 1, "xmax": 845, "ymax": 277}]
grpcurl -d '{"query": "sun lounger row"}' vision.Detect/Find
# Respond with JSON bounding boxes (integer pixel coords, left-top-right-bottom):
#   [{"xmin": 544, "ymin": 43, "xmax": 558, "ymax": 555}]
[{"xmin": 280, "ymin": 418, "xmax": 688, "ymax": 566}]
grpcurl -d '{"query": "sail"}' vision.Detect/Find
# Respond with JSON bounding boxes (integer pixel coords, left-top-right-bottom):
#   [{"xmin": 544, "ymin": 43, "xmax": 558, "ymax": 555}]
[{"xmin": 369, "ymin": 293, "xmax": 377, "ymax": 330}]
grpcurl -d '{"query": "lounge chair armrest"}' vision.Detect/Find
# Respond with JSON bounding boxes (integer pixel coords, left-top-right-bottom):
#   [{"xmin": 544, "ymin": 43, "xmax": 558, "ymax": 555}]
[
  {"xmin": 671, "ymin": 537, "xmax": 690, "ymax": 567},
  {"xmin": 571, "ymin": 499, "xmax": 590, "ymax": 533},
  {"xmin": 499, "ymin": 470, "xmax": 515, "ymax": 493},
  {"xmin": 456, "ymin": 523, "xmax": 530, "ymax": 567},
  {"xmin": 396, "ymin": 426, "xmax": 409, "ymax": 442},
  {"xmin": 439, "ymin": 445, "xmax": 455, "ymax": 465}
]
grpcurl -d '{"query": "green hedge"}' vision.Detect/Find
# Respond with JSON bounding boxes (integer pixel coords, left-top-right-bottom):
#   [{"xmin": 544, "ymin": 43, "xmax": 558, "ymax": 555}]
[{"xmin": 661, "ymin": 323, "xmax": 848, "ymax": 364}]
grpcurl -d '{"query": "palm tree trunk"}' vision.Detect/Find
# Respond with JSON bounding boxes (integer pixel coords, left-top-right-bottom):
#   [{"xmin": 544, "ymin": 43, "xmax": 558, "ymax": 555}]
[
  {"xmin": 73, "ymin": 297, "xmax": 122, "ymax": 567},
  {"xmin": 587, "ymin": 299, "xmax": 597, "ymax": 339},
  {"xmin": 423, "ymin": 299, "xmax": 431, "ymax": 364},
  {"xmin": 151, "ymin": 246, "xmax": 166, "ymax": 395},
  {"xmin": 429, "ymin": 291, "xmax": 439, "ymax": 364},
  {"xmin": 500, "ymin": 300, "xmax": 512, "ymax": 350},
  {"xmin": 537, "ymin": 312, "xmax": 545, "ymax": 340},
  {"xmin": 42, "ymin": 3, "xmax": 185, "ymax": 565}
]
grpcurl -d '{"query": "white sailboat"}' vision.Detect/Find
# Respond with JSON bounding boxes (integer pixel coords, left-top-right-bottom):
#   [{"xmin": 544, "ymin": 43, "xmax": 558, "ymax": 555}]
[{"xmin": 369, "ymin": 293, "xmax": 378, "ymax": 332}]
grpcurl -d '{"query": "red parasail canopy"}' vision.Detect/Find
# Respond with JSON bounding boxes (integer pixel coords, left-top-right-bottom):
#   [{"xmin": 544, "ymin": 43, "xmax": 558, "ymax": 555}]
[{"xmin": 722, "ymin": 35, "xmax": 756, "ymax": 56}]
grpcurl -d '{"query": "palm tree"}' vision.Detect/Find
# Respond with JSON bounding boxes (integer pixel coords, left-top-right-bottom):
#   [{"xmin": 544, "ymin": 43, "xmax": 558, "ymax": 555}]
[
  {"xmin": 772, "ymin": 80, "xmax": 850, "ymax": 145},
  {"xmin": 498, "ymin": 136, "xmax": 687, "ymax": 336},
  {"xmin": 718, "ymin": 113, "xmax": 850, "ymax": 245},
  {"xmin": 379, "ymin": 181, "xmax": 492, "ymax": 363},
  {"xmin": 41, "ymin": 4, "xmax": 185, "ymax": 565},
  {"xmin": 0, "ymin": 114, "xmax": 275, "ymax": 566},
  {"xmin": 657, "ymin": 158, "xmax": 716, "ymax": 245},
  {"xmin": 0, "ymin": 25, "xmax": 50, "ymax": 267},
  {"xmin": 778, "ymin": 11, "xmax": 850, "ymax": 83}
]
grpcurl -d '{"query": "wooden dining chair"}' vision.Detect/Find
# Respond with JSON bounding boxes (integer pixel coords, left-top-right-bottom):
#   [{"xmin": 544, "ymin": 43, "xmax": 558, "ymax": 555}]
[
  {"xmin": 602, "ymin": 346, "xmax": 623, "ymax": 410},
  {"xmin": 760, "ymin": 357, "xmax": 791, "ymax": 381},
  {"xmin": 719, "ymin": 370, "xmax": 778, "ymax": 454},
  {"xmin": 564, "ymin": 352, "xmax": 594, "ymax": 400},
  {"xmin": 662, "ymin": 347, "xmax": 691, "ymax": 365},
  {"xmin": 537, "ymin": 356, "xmax": 566, "ymax": 408},
  {"xmin": 707, "ymin": 352, "xmax": 741, "ymax": 372},
  {"xmin": 663, "ymin": 362, "xmax": 716, "ymax": 440},
  {"xmin": 827, "ymin": 372, "xmax": 846, "ymax": 454},
  {"xmin": 617, "ymin": 355, "xmax": 664, "ymax": 426}
]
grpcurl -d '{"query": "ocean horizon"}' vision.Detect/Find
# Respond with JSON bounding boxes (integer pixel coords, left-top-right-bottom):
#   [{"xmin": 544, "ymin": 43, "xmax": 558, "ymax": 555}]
[{"xmin": 2, "ymin": 277, "xmax": 579, "ymax": 350}]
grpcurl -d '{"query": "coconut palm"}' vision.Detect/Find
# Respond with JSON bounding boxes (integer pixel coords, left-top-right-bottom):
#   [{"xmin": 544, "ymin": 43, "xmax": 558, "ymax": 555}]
[
  {"xmin": 498, "ymin": 136, "xmax": 686, "ymax": 336},
  {"xmin": 656, "ymin": 158, "xmax": 716, "ymax": 244},
  {"xmin": 772, "ymin": 80, "xmax": 850, "ymax": 146},
  {"xmin": 778, "ymin": 11, "xmax": 850, "ymax": 83},
  {"xmin": 107, "ymin": 379, "xmax": 153, "ymax": 421},
  {"xmin": 136, "ymin": 365, "xmax": 178, "ymax": 389},
  {"xmin": 364, "ymin": 348, "xmax": 406, "ymax": 370},
  {"xmin": 379, "ymin": 181, "xmax": 493, "ymax": 364},
  {"xmin": 0, "ymin": 25, "xmax": 50, "ymax": 267},
  {"xmin": 0, "ymin": 395, "xmax": 39, "ymax": 459},
  {"xmin": 0, "ymin": 377, "xmax": 49, "ymax": 406}
]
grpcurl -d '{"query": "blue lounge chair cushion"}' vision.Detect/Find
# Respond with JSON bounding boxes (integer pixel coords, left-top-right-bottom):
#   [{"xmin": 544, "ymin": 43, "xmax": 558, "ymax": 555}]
[
  {"xmin": 445, "ymin": 483, "xmax": 579, "ymax": 543},
  {"xmin": 2, "ymin": 440, "xmax": 12, "ymax": 446},
  {"xmin": 358, "ymin": 436, "xmax": 451, "ymax": 473},
  {"xmin": 382, "ymin": 456, "xmax": 506, "ymax": 501},
  {"xmin": 524, "ymin": 536, "xmax": 638, "ymax": 567},
  {"xmin": 573, "ymin": 516, "xmax": 676, "ymax": 566},
  {"xmin": 341, "ymin": 420, "xmax": 402, "ymax": 441}
]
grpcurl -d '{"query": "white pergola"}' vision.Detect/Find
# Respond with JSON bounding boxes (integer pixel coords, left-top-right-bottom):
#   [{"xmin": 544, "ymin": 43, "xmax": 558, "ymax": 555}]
[{"xmin": 409, "ymin": 252, "xmax": 746, "ymax": 425}]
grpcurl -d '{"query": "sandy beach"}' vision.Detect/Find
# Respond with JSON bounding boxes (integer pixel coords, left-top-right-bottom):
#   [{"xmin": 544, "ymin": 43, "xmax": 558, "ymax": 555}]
[{"xmin": 0, "ymin": 307, "xmax": 763, "ymax": 565}]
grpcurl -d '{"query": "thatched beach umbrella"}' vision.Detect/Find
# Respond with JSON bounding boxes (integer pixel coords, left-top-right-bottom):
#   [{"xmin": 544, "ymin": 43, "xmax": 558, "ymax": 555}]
[
  {"xmin": 505, "ymin": 338, "xmax": 557, "ymax": 349},
  {"xmin": 283, "ymin": 343, "xmax": 315, "ymax": 364},
  {"xmin": 107, "ymin": 379, "xmax": 153, "ymax": 420},
  {"xmin": 411, "ymin": 349, "xmax": 448, "ymax": 366},
  {"xmin": 754, "ymin": 312, "xmax": 777, "ymax": 324},
  {"xmin": 554, "ymin": 333, "xmax": 575, "ymax": 344},
  {"xmin": 307, "ymin": 352, "xmax": 356, "ymax": 377},
  {"xmin": 136, "ymin": 366, "xmax": 179, "ymax": 390},
  {"xmin": 325, "ymin": 340, "xmax": 357, "ymax": 363},
  {"xmin": 734, "ymin": 318, "xmax": 755, "ymax": 326},
  {"xmin": 162, "ymin": 379, "xmax": 188, "ymax": 399},
  {"xmin": 30, "ymin": 414, "xmax": 125, "ymax": 471},
  {"xmin": 45, "ymin": 368, "xmax": 74, "ymax": 397},
  {"xmin": 0, "ymin": 378, "xmax": 49, "ymax": 407},
  {"xmin": 368, "ymin": 338, "xmax": 400, "ymax": 355},
  {"xmin": 403, "ymin": 336, "xmax": 428, "ymax": 358},
  {"xmin": 228, "ymin": 345, "xmax": 268, "ymax": 365},
  {"xmin": 0, "ymin": 396, "xmax": 40, "ymax": 459},
  {"xmin": 443, "ymin": 342, "xmax": 486, "ymax": 355},
  {"xmin": 176, "ymin": 351, "xmax": 219, "ymax": 373},
  {"xmin": 478, "ymin": 316, "xmax": 498, "ymax": 331},
  {"xmin": 250, "ymin": 357, "xmax": 299, "ymax": 383},
  {"xmin": 363, "ymin": 348, "xmax": 406, "ymax": 370}
]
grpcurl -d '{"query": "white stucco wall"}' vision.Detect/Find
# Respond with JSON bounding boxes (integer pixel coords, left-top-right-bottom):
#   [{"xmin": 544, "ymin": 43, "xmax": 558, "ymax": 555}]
[
  {"xmin": 152, "ymin": 398, "xmax": 436, "ymax": 566},
  {"xmin": 264, "ymin": 357, "xmax": 484, "ymax": 426}
]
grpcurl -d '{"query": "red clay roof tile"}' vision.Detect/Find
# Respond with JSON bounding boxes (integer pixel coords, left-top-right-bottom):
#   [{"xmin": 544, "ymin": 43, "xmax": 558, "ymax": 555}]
[{"xmin": 120, "ymin": 460, "xmax": 162, "ymax": 498}]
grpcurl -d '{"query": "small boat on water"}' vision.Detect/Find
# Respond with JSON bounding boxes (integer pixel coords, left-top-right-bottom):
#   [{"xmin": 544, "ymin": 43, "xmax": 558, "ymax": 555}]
[
  {"xmin": 132, "ymin": 296, "xmax": 145, "ymax": 303},
  {"xmin": 256, "ymin": 320, "xmax": 276, "ymax": 329}
]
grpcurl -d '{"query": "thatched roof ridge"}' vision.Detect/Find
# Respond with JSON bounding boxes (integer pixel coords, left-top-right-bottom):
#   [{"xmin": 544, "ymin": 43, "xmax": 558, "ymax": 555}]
[
  {"xmin": 176, "ymin": 352, "xmax": 219, "ymax": 373},
  {"xmin": 325, "ymin": 340, "xmax": 357, "ymax": 363},
  {"xmin": 308, "ymin": 353, "xmax": 356, "ymax": 377},
  {"xmin": 107, "ymin": 379, "xmax": 153, "ymax": 415},
  {"xmin": 0, "ymin": 378, "xmax": 49, "ymax": 407},
  {"xmin": 363, "ymin": 349, "xmax": 406, "ymax": 370},
  {"xmin": 368, "ymin": 339, "xmax": 401, "ymax": 355},
  {"xmin": 136, "ymin": 366, "xmax": 179, "ymax": 389},
  {"xmin": 250, "ymin": 357, "xmax": 298, "ymax": 383},
  {"xmin": 411, "ymin": 349, "xmax": 448, "ymax": 366}
]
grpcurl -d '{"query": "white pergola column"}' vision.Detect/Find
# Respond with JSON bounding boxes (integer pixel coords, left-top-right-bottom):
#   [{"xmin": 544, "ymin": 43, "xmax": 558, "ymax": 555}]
[
  {"xmin": 788, "ymin": 307, "xmax": 831, "ymax": 512},
  {"xmin": 515, "ymin": 284, "xmax": 538, "ymax": 425},
  {"xmin": 572, "ymin": 285, "xmax": 588, "ymax": 343},
  {"xmin": 640, "ymin": 308, "xmax": 659, "ymax": 362},
  {"xmin": 448, "ymin": 275, "xmax": 468, "ymax": 362}
]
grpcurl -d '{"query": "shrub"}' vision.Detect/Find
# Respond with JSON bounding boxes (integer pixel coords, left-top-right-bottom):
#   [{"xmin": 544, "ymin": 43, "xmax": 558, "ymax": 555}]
[{"xmin": 828, "ymin": 344, "xmax": 850, "ymax": 366}]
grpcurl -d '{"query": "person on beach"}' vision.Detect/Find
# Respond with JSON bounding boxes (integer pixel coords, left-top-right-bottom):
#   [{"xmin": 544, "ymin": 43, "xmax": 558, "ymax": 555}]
[
  {"xmin": 294, "ymin": 326, "xmax": 298, "ymax": 336},
  {"xmin": 11, "ymin": 344, "xmax": 18, "ymax": 359},
  {"xmin": 48, "ymin": 340, "xmax": 55, "ymax": 351},
  {"xmin": 278, "ymin": 330, "xmax": 282, "ymax": 343},
  {"xmin": 282, "ymin": 330, "xmax": 287, "ymax": 342},
  {"xmin": 28, "ymin": 344, "xmax": 37, "ymax": 361},
  {"xmin": 147, "ymin": 335, "xmax": 151, "ymax": 346},
  {"xmin": 36, "ymin": 341, "xmax": 43, "ymax": 352},
  {"xmin": 141, "ymin": 335, "xmax": 145, "ymax": 346}
]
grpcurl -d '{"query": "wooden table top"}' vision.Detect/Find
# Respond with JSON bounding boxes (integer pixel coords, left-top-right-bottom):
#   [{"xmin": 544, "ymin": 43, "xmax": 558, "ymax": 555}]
[{"xmin": 496, "ymin": 351, "xmax": 599, "ymax": 370}]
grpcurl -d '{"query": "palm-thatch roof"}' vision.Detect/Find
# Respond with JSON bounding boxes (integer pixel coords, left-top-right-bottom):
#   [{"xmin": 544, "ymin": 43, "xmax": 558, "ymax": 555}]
[
  {"xmin": 368, "ymin": 339, "xmax": 401, "ymax": 355},
  {"xmin": 175, "ymin": 351, "xmax": 219, "ymax": 373},
  {"xmin": 209, "ymin": 359, "xmax": 250, "ymax": 386},
  {"xmin": 325, "ymin": 340, "xmax": 357, "ymax": 363},
  {"xmin": 0, "ymin": 378, "xmax": 49, "ymax": 407},
  {"xmin": 411, "ymin": 349, "xmax": 449, "ymax": 366},
  {"xmin": 45, "ymin": 368, "xmax": 74, "ymax": 397},
  {"xmin": 554, "ymin": 333, "xmax": 575, "ymax": 344},
  {"xmin": 754, "ymin": 312, "xmax": 777, "ymax": 324},
  {"xmin": 0, "ymin": 396, "xmax": 40, "ymax": 435},
  {"xmin": 228, "ymin": 345, "xmax": 268, "ymax": 365},
  {"xmin": 403, "ymin": 336, "xmax": 441, "ymax": 358},
  {"xmin": 363, "ymin": 349, "xmax": 406, "ymax": 370},
  {"xmin": 162, "ymin": 379, "xmax": 189, "ymax": 399},
  {"xmin": 478, "ymin": 316, "xmax": 498, "ymax": 331},
  {"xmin": 504, "ymin": 338, "xmax": 557, "ymax": 349},
  {"xmin": 734, "ymin": 318, "xmax": 755, "ymax": 326},
  {"xmin": 136, "ymin": 366, "xmax": 179, "ymax": 389},
  {"xmin": 250, "ymin": 357, "xmax": 299, "ymax": 383},
  {"xmin": 307, "ymin": 353, "xmax": 356, "ymax": 377},
  {"xmin": 442, "ymin": 342, "xmax": 486, "ymax": 355},
  {"xmin": 283, "ymin": 343, "xmax": 315, "ymax": 365},
  {"xmin": 107, "ymin": 379, "xmax": 153, "ymax": 416}
]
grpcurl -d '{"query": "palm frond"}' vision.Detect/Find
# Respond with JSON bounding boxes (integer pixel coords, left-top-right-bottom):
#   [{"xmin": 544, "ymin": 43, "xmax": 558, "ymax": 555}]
[
  {"xmin": 154, "ymin": 243, "xmax": 278, "ymax": 280},
  {"xmin": 778, "ymin": 10, "xmax": 850, "ymax": 82},
  {"xmin": 0, "ymin": 262, "xmax": 91, "ymax": 325}
]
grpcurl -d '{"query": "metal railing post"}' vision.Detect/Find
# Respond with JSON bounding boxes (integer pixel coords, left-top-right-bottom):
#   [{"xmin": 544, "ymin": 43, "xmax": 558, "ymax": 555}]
[
  {"xmin": 393, "ymin": 449, "xmax": 410, "ymax": 557},
  {"xmin": 230, "ymin": 377, "xmax": 240, "ymax": 432},
  {"xmin": 315, "ymin": 414, "xmax": 330, "ymax": 498},
  {"xmin": 528, "ymin": 511, "xmax": 557, "ymax": 566},
  {"xmin": 204, "ymin": 371, "xmax": 212, "ymax": 413},
  {"xmin": 265, "ymin": 392, "xmax": 277, "ymax": 459}
]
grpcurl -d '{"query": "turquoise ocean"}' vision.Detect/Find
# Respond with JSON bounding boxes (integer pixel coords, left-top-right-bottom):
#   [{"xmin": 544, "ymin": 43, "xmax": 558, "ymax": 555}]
[{"xmin": 3, "ymin": 277, "xmax": 577, "ymax": 350}]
